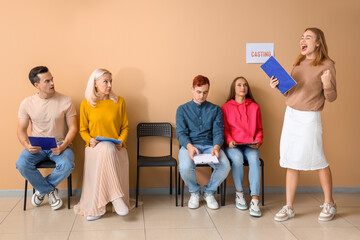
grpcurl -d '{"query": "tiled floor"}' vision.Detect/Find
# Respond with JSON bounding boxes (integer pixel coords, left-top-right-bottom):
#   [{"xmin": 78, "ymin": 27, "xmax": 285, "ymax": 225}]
[{"xmin": 0, "ymin": 193, "xmax": 359, "ymax": 240}]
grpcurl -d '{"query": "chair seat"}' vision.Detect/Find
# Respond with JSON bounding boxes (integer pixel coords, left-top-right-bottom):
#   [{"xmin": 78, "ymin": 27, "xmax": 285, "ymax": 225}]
[
  {"xmin": 36, "ymin": 159, "xmax": 56, "ymax": 168},
  {"xmin": 138, "ymin": 155, "xmax": 177, "ymax": 167}
]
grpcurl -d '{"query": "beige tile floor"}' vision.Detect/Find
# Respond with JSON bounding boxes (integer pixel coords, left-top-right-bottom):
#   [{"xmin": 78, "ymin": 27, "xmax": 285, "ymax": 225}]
[{"xmin": 0, "ymin": 193, "xmax": 359, "ymax": 240}]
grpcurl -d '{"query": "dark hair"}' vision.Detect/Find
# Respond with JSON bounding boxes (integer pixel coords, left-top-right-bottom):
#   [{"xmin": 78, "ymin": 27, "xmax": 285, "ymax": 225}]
[
  {"xmin": 226, "ymin": 76, "xmax": 257, "ymax": 103},
  {"xmin": 294, "ymin": 27, "xmax": 334, "ymax": 66},
  {"xmin": 28, "ymin": 66, "xmax": 49, "ymax": 85},
  {"xmin": 193, "ymin": 75, "xmax": 210, "ymax": 87}
]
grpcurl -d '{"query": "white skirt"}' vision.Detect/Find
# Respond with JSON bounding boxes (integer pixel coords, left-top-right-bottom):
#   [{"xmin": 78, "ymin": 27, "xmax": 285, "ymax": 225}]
[{"xmin": 280, "ymin": 106, "xmax": 328, "ymax": 170}]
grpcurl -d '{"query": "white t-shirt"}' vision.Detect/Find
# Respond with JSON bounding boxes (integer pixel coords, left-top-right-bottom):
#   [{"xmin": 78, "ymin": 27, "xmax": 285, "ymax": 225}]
[{"xmin": 18, "ymin": 92, "xmax": 77, "ymax": 143}]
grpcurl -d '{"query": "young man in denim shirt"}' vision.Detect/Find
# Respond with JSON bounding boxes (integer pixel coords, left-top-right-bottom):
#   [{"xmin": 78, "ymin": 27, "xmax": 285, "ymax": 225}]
[{"xmin": 176, "ymin": 75, "xmax": 230, "ymax": 209}]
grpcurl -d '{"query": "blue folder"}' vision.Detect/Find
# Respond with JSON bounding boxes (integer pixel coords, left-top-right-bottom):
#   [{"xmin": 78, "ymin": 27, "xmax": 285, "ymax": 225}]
[
  {"xmin": 95, "ymin": 136, "xmax": 122, "ymax": 144},
  {"xmin": 28, "ymin": 136, "xmax": 57, "ymax": 150},
  {"xmin": 261, "ymin": 56, "xmax": 297, "ymax": 94}
]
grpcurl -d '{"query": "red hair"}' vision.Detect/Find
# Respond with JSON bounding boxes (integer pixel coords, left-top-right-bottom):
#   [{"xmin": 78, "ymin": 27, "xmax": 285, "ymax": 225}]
[{"xmin": 193, "ymin": 75, "xmax": 210, "ymax": 87}]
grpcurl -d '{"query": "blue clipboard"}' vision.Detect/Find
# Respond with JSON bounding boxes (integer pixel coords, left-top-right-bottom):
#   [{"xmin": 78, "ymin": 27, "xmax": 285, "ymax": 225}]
[
  {"xmin": 261, "ymin": 56, "xmax": 297, "ymax": 94},
  {"xmin": 95, "ymin": 136, "xmax": 122, "ymax": 144},
  {"xmin": 28, "ymin": 136, "xmax": 57, "ymax": 150}
]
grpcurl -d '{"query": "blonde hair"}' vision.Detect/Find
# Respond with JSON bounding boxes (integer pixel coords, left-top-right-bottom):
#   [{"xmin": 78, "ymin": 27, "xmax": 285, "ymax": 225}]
[{"xmin": 85, "ymin": 68, "xmax": 118, "ymax": 107}]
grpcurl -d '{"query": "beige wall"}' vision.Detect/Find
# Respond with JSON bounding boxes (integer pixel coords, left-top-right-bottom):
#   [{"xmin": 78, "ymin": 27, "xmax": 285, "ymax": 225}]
[{"xmin": 1, "ymin": 0, "xmax": 359, "ymax": 191}]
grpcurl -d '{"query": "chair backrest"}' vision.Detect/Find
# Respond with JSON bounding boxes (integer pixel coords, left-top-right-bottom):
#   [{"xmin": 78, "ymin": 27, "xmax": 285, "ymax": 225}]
[{"xmin": 137, "ymin": 122, "xmax": 173, "ymax": 157}]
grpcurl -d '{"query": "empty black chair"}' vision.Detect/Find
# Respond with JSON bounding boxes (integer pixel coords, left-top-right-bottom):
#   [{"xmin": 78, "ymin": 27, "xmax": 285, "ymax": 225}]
[
  {"xmin": 222, "ymin": 158, "xmax": 264, "ymax": 206},
  {"xmin": 24, "ymin": 159, "xmax": 72, "ymax": 210},
  {"xmin": 136, "ymin": 122, "xmax": 178, "ymax": 207}
]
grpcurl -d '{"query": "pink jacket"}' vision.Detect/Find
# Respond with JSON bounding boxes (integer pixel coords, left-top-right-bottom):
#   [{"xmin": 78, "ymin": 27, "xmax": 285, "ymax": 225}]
[{"xmin": 221, "ymin": 99, "xmax": 263, "ymax": 146}]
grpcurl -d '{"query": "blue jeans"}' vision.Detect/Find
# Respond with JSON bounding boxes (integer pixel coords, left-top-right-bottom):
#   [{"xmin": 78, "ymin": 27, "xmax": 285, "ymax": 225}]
[
  {"xmin": 179, "ymin": 145, "xmax": 230, "ymax": 194},
  {"xmin": 225, "ymin": 147, "xmax": 260, "ymax": 196},
  {"xmin": 16, "ymin": 147, "xmax": 75, "ymax": 195}
]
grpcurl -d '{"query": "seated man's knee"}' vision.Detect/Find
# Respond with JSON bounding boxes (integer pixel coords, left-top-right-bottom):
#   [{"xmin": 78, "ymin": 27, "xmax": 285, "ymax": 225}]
[{"xmin": 56, "ymin": 159, "xmax": 74, "ymax": 174}]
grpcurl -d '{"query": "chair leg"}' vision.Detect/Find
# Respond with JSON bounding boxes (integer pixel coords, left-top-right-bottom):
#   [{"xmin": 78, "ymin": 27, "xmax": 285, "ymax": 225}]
[
  {"xmin": 69, "ymin": 174, "xmax": 73, "ymax": 196},
  {"xmin": 178, "ymin": 171, "xmax": 181, "ymax": 195},
  {"xmin": 24, "ymin": 180, "xmax": 28, "ymax": 211},
  {"xmin": 136, "ymin": 167, "xmax": 140, "ymax": 208},
  {"xmin": 181, "ymin": 178, "xmax": 184, "ymax": 207},
  {"xmin": 262, "ymin": 165, "xmax": 264, "ymax": 206},
  {"xmin": 170, "ymin": 167, "xmax": 172, "ymax": 195},
  {"xmin": 175, "ymin": 165, "xmax": 178, "ymax": 206},
  {"xmin": 68, "ymin": 174, "xmax": 72, "ymax": 209},
  {"xmin": 222, "ymin": 179, "xmax": 227, "ymax": 206},
  {"xmin": 220, "ymin": 182, "xmax": 223, "ymax": 206}
]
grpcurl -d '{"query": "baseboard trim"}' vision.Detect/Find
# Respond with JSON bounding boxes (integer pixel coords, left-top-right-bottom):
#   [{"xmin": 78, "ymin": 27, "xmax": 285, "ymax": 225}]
[{"xmin": 0, "ymin": 186, "xmax": 359, "ymax": 197}]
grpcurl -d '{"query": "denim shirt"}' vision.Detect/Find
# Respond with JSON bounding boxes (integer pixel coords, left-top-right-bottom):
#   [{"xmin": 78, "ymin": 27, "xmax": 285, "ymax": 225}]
[{"xmin": 176, "ymin": 100, "xmax": 224, "ymax": 148}]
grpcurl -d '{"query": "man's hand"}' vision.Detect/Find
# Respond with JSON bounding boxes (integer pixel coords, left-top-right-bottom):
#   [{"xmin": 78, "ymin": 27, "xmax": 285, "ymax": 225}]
[
  {"xmin": 51, "ymin": 144, "xmax": 65, "ymax": 156},
  {"xmin": 26, "ymin": 143, "xmax": 42, "ymax": 154},
  {"xmin": 211, "ymin": 145, "xmax": 220, "ymax": 158},
  {"xmin": 187, "ymin": 143, "xmax": 199, "ymax": 160},
  {"xmin": 89, "ymin": 138, "xmax": 99, "ymax": 148}
]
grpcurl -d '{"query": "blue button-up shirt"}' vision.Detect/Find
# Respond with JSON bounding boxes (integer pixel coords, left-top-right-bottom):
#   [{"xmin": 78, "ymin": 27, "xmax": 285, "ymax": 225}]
[{"xmin": 176, "ymin": 100, "xmax": 224, "ymax": 148}]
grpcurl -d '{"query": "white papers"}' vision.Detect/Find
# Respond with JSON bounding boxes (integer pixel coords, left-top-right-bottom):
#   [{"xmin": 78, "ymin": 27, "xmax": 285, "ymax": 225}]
[{"xmin": 193, "ymin": 154, "xmax": 219, "ymax": 165}]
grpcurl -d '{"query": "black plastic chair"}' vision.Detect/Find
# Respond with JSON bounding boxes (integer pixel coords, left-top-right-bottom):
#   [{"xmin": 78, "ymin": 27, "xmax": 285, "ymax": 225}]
[
  {"xmin": 179, "ymin": 164, "xmax": 226, "ymax": 207},
  {"xmin": 136, "ymin": 122, "xmax": 178, "ymax": 207},
  {"xmin": 222, "ymin": 158, "xmax": 264, "ymax": 206},
  {"xmin": 23, "ymin": 159, "xmax": 72, "ymax": 210}
]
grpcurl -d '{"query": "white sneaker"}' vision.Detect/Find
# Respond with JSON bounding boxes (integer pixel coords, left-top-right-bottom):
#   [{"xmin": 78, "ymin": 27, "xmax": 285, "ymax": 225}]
[
  {"xmin": 31, "ymin": 190, "xmax": 45, "ymax": 207},
  {"xmin": 318, "ymin": 201, "xmax": 337, "ymax": 221},
  {"xmin": 48, "ymin": 188, "xmax": 63, "ymax": 210},
  {"xmin": 188, "ymin": 192, "xmax": 200, "ymax": 209},
  {"xmin": 112, "ymin": 198, "xmax": 129, "ymax": 216},
  {"xmin": 86, "ymin": 215, "xmax": 102, "ymax": 221},
  {"xmin": 274, "ymin": 205, "xmax": 295, "ymax": 222},
  {"xmin": 249, "ymin": 199, "xmax": 261, "ymax": 217},
  {"xmin": 235, "ymin": 192, "xmax": 247, "ymax": 210},
  {"xmin": 203, "ymin": 193, "xmax": 219, "ymax": 210}
]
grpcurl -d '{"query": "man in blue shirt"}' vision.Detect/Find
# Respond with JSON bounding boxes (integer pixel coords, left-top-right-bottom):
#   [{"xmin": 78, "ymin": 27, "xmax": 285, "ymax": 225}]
[{"xmin": 176, "ymin": 75, "xmax": 230, "ymax": 209}]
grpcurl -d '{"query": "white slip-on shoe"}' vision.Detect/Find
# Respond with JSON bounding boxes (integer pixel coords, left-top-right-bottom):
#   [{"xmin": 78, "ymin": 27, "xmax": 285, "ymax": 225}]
[
  {"xmin": 112, "ymin": 198, "xmax": 129, "ymax": 216},
  {"xmin": 86, "ymin": 215, "xmax": 102, "ymax": 221}
]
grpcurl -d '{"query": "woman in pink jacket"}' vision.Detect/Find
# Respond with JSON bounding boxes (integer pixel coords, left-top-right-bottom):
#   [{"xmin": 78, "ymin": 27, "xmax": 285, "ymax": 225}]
[{"xmin": 222, "ymin": 76, "xmax": 263, "ymax": 217}]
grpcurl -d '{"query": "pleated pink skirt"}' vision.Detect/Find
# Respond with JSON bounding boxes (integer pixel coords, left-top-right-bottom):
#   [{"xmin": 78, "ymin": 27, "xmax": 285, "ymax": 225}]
[{"xmin": 74, "ymin": 142, "xmax": 130, "ymax": 217}]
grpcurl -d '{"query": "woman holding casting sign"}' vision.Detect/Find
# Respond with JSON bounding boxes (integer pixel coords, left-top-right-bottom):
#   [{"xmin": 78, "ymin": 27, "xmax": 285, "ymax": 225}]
[{"xmin": 270, "ymin": 28, "xmax": 337, "ymax": 222}]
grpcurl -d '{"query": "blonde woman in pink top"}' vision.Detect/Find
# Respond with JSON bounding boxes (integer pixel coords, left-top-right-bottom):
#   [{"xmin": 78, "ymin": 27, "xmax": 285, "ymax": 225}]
[
  {"xmin": 270, "ymin": 28, "xmax": 337, "ymax": 222},
  {"xmin": 222, "ymin": 76, "xmax": 263, "ymax": 217}
]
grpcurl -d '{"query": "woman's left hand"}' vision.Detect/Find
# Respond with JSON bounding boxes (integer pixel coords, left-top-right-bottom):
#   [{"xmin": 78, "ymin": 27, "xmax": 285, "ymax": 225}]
[
  {"xmin": 249, "ymin": 143, "xmax": 260, "ymax": 149},
  {"xmin": 115, "ymin": 142, "xmax": 123, "ymax": 150},
  {"xmin": 321, "ymin": 69, "xmax": 332, "ymax": 88}
]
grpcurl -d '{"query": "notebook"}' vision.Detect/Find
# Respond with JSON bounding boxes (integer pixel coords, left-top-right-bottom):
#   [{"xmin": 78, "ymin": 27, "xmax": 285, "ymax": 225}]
[
  {"xmin": 28, "ymin": 136, "xmax": 57, "ymax": 150},
  {"xmin": 261, "ymin": 56, "xmax": 297, "ymax": 94},
  {"xmin": 95, "ymin": 136, "xmax": 122, "ymax": 144}
]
